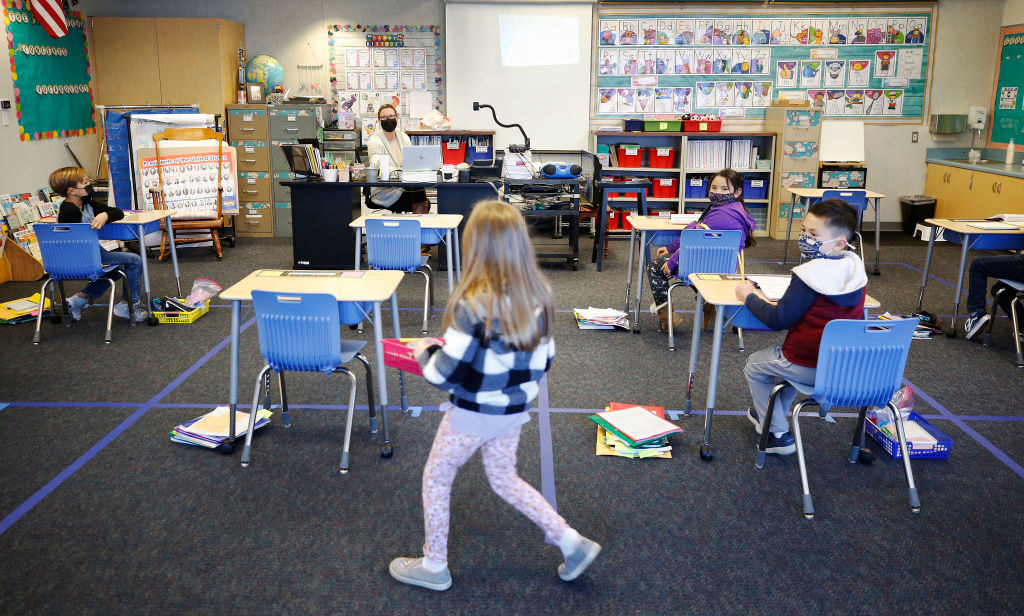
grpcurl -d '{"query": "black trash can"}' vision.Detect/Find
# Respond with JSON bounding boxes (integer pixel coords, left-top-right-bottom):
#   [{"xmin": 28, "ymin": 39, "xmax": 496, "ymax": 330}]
[{"xmin": 899, "ymin": 195, "xmax": 936, "ymax": 236}]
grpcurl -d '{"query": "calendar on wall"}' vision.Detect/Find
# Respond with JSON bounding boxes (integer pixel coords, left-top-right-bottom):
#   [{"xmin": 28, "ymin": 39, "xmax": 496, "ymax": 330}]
[{"xmin": 594, "ymin": 10, "xmax": 934, "ymax": 122}]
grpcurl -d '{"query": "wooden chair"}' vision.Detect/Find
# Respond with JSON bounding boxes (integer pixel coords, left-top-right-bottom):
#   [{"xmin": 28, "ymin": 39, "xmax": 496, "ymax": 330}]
[{"xmin": 150, "ymin": 127, "xmax": 225, "ymax": 260}]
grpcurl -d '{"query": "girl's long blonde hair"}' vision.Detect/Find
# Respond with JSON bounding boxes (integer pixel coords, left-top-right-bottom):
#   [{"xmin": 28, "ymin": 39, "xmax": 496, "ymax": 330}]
[{"xmin": 443, "ymin": 200, "xmax": 553, "ymax": 351}]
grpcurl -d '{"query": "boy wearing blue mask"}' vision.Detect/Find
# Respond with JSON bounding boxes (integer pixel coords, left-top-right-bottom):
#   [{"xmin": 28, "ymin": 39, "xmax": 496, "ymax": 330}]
[{"xmin": 733, "ymin": 199, "xmax": 866, "ymax": 454}]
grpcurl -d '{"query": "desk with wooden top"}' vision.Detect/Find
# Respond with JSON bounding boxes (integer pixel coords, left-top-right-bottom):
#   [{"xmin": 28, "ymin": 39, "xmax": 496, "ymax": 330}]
[
  {"xmin": 684, "ymin": 273, "xmax": 880, "ymax": 462},
  {"xmin": 350, "ymin": 212, "xmax": 464, "ymax": 293},
  {"xmin": 915, "ymin": 218, "xmax": 1024, "ymax": 337},
  {"xmin": 784, "ymin": 188, "xmax": 885, "ymax": 275},
  {"xmin": 219, "ymin": 269, "xmax": 404, "ymax": 457},
  {"xmin": 98, "ymin": 210, "xmax": 182, "ymax": 306},
  {"xmin": 623, "ymin": 214, "xmax": 691, "ymax": 333}
]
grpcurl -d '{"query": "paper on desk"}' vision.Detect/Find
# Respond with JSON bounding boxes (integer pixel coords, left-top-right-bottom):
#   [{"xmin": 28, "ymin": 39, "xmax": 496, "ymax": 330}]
[
  {"xmin": 746, "ymin": 274, "xmax": 791, "ymax": 301},
  {"xmin": 670, "ymin": 213, "xmax": 700, "ymax": 225}
]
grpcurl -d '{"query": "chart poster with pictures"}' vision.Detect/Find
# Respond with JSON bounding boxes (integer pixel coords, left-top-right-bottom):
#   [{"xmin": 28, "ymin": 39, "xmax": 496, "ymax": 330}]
[
  {"xmin": 594, "ymin": 10, "xmax": 933, "ymax": 122},
  {"xmin": 987, "ymin": 24, "xmax": 1024, "ymax": 148},
  {"xmin": 138, "ymin": 147, "xmax": 239, "ymax": 218},
  {"xmin": 3, "ymin": 1, "xmax": 95, "ymax": 140},
  {"xmin": 328, "ymin": 24, "xmax": 441, "ymax": 139}
]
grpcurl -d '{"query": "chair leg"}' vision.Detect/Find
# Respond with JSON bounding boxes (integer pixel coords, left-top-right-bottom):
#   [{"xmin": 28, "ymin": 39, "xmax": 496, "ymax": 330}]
[
  {"xmin": 1011, "ymin": 298, "xmax": 1024, "ymax": 368},
  {"xmin": 159, "ymin": 229, "xmax": 169, "ymax": 262},
  {"xmin": 278, "ymin": 372, "xmax": 290, "ymax": 428},
  {"xmin": 241, "ymin": 365, "xmax": 274, "ymax": 467},
  {"xmin": 983, "ymin": 287, "xmax": 1005, "ymax": 346},
  {"xmin": 32, "ymin": 278, "xmax": 53, "ymax": 344},
  {"xmin": 212, "ymin": 228, "xmax": 223, "ymax": 259},
  {"xmin": 887, "ymin": 402, "xmax": 921, "ymax": 513},
  {"xmin": 755, "ymin": 383, "xmax": 789, "ymax": 468},
  {"xmin": 737, "ymin": 327, "xmax": 745, "ymax": 352},
  {"xmin": 355, "ymin": 353, "xmax": 378, "ymax": 434},
  {"xmin": 103, "ymin": 278, "xmax": 117, "ymax": 343},
  {"xmin": 791, "ymin": 399, "xmax": 819, "ymax": 519},
  {"xmin": 416, "ymin": 267, "xmax": 432, "ymax": 334},
  {"xmin": 262, "ymin": 370, "xmax": 274, "ymax": 413},
  {"xmin": 57, "ymin": 282, "xmax": 70, "ymax": 328},
  {"xmin": 666, "ymin": 281, "xmax": 683, "ymax": 351},
  {"xmin": 848, "ymin": 406, "xmax": 871, "ymax": 463},
  {"xmin": 337, "ymin": 367, "xmax": 358, "ymax": 474}
]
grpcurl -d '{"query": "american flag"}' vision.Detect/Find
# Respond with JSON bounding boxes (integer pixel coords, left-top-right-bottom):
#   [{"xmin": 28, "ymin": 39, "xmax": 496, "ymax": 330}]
[{"xmin": 30, "ymin": 0, "xmax": 69, "ymax": 39}]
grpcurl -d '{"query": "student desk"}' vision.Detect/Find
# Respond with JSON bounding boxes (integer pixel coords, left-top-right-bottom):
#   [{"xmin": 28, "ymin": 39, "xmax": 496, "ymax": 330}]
[
  {"xmin": 915, "ymin": 218, "xmax": 1024, "ymax": 337},
  {"xmin": 350, "ymin": 212, "xmax": 464, "ymax": 293},
  {"xmin": 98, "ymin": 210, "xmax": 182, "ymax": 313},
  {"xmin": 684, "ymin": 273, "xmax": 879, "ymax": 461},
  {"xmin": 623, "ymin": 214, "xmax": 689, "ymax": 333},
  {"xmin": 219, "ymin": 269, "xmax": 405, "ymax": 456},
  {"xmin": 783, "ymin": 188, "xmax": 885, "ymax": 275}
]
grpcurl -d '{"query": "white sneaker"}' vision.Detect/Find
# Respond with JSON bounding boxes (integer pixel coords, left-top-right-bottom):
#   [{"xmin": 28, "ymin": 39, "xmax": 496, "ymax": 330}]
[
  {"xmin": 66, "ymin": 295, "xmax": 88, "ymax": 321},
  {"xmin": 113, "ymin": 302, "xmax": 149, "ymax": 321}
]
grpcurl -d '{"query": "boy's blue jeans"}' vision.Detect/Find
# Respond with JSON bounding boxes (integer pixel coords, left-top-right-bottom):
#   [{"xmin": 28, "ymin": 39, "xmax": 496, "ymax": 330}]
[
  {"xmin": 743, "ymin": 344, "xmax": 818, "ymax": 435},
  {"xmin": 79, "ymin": 248, "xmax": 143, "ymax": 304},
  {"xmin": 967, "ymin": 254, "xmax": 1024, "ymax": 315}
]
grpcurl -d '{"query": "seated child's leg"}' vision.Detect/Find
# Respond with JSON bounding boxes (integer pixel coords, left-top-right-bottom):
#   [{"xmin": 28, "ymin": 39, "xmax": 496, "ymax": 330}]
[
  {"xmin": 422, "ymin": 412, "xmax": 485, "ymax": 564},
  {"xmin": 743, "ymin": 345, "xmax": 816, "ymax": 434},
  {"xmin": 480, "ymin": 425, "xmax": 569, "ymax": 544},
  {"xmin": 647, "ymin": 255, "xmax": 672, "ymax": 307},
  {"xmin": 99, "ymin": 249, "xmax": 144, "ymax": 304},
  {"xmin": 968, "ymin": 255, "xmax": 1024, "ymax": 315}
]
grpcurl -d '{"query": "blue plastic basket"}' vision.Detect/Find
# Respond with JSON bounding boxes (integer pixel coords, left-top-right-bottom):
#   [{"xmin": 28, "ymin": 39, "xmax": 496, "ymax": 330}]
[
  {"xmin": 865, "ymin": 411, "xmax": 952, "ymax": 459},
  {"xmin": 685, "ymin": 176, "xmax": 708, "ymax": 198},
  {"xmin": 467, "ymin": 145, "xmax": 494, "ymax": 164},
  {"xmin": 743, "ymin": 178, "xmax": 769, "ymax": 199}
]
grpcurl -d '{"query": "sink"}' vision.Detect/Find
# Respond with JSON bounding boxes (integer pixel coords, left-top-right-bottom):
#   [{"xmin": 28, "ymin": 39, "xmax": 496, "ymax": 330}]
[{"xmin": 949, "ymin": 159, "xmax": 995, "ymax": 164}]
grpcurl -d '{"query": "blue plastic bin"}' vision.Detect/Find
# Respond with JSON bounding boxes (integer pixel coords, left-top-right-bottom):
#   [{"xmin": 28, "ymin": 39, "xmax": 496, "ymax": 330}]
[
  {"xmin": 467, "ymin": 145, "xmax": 494, "ymax": 163},
  {"xmin": 865, "ymin": 411, "xmax": 953, "ymax": 459},
  {"xmin": 685, "ymin": 176, "xmax": 709, "ymax": 198},
  {"xmin": 743, "ymin": 178, "xmax": 769, "ymax": 199}
]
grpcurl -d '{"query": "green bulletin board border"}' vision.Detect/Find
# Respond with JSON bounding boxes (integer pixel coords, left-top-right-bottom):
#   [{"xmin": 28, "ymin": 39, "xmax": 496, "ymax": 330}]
[
  {"xmin": 3, "ymin": 0, "xmax": 96, "ymax": 141},
  {"xmin": 987, "ymin": 23, "xmax": 1024, "ymax": 149},
  {"xmin": 593, "ymin": 5, "xmax": 936, "ymax": 124}
]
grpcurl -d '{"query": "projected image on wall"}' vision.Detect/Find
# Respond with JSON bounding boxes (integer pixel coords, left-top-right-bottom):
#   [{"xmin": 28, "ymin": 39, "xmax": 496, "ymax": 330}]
[{"xmin": 499, "ymin": 14, "xmax": 580, "ymax": 67}]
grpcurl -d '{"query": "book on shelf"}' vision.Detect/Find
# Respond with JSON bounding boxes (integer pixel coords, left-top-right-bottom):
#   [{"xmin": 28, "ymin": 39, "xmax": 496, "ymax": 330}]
[{"xmin": 607, "ymin": 145, "xmax": 618, "ymax": 167}]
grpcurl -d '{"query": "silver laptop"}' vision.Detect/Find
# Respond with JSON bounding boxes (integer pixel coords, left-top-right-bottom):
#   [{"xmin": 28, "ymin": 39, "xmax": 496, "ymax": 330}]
[{"xmin": 402, "ymin": 144, "xmax": 441, "ymax": 182}]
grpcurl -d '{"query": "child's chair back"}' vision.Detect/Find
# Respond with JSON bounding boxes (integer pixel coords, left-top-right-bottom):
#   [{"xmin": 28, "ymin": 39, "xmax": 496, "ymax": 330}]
[
  {"xmin": 365, "ymin": 218, "xmax": 423, "ymax": 272},
  {"xmin": 811, "ymin": 318, "xmax": 917, "ymax": 411},
  {"xmin": 676, "ymin": 229, "xmax": 742, "ymax": 283},
  {"xmin": 34, "ymin": 223, "xmax": 104, "ymax": 281},
  {"xmin": 252, "ymin": 291, "xmax": 342, "ymax": 374},
  {"xmin": 822, "ymin": 189, "xmax": 868, "ymax": 224}
]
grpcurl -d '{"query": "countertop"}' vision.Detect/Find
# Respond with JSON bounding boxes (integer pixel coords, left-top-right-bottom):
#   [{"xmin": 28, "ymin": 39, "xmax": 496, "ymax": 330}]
[{"xmin": 926, "ymin": 148, "xmax": 1024, "ymax": 179}]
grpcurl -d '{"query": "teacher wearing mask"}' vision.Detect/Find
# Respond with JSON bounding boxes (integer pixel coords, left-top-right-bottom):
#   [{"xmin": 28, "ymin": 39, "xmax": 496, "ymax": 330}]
[{"xmin": 366, "ymin": 103, "xmax": 430, "ymax": 214}]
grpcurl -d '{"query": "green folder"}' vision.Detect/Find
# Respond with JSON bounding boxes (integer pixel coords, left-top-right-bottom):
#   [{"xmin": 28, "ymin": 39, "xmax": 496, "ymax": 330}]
[{"xmin": 588, "ymin": 414, "xmax": 669, "ymax": 448}]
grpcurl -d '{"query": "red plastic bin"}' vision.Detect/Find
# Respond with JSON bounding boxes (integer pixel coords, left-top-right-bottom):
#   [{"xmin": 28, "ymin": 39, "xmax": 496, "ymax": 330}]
[
  {"xmin": 683, "ymin": 119, "xmax": 722, "ymax": 132},
  {"xmin": 647, "ymin": 147, "xmax": 676, "ymax": 168},
  {"xmin": 605, "ymin": 211, "xmax": 633, "ymax": 231},
  {"xmin": 652, "ymin": 178, "xmax": 678, "ymax": 198},
  {"xmin": 617, "ymin": 145, "xmax": 643, "ymax": 167},
  {"xmin": 441, "ymin": 141, "xmax": 467, "ymax": 165}
]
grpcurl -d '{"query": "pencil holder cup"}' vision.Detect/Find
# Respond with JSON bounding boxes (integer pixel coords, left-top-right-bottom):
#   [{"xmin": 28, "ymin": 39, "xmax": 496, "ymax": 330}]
[
  {"xmin": 337, "ymin": 168, "xmax": 350, "ymax": 182},
  {"xmin": 351, "ymin": 164, "xmax": 367, "ymax": 182},
  {"xmin": 322, "ymin": 168, "xmax": 338, "ymax": 182},
  {"xmin": 366, "ymin": 167, "xmax": 379, "ymax": 182}
]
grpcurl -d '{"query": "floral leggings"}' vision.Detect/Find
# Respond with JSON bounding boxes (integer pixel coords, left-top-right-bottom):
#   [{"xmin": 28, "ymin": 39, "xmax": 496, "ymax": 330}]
[
  {"xmin": 647, "ymin": 254, "xmax": 674, "ymax": 306},
  {"xmin": 422, "ymin": 411, "xmax": 568, "ymax": 563}
]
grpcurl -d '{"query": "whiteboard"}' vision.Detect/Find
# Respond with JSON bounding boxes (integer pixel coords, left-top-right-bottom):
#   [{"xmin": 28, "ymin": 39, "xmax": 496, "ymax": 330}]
[
  {"xmin": 446, "ymin": 3, "xmax": 593, "ymax": 150},
  {"xmin": 820, "ymin": 120, "xmax": 865, "ymax": 162}
]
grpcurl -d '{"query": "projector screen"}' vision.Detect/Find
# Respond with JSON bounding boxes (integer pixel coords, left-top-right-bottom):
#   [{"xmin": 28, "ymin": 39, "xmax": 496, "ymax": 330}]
[{"xmin": 446, "ymin": 3, "xmax": 593, "ymax": 150}]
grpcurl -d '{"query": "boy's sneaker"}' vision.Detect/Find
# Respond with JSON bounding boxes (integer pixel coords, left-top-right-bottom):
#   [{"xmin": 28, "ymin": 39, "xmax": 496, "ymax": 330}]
[
  {"xmin": 766, "ymin": 431, "xmax": 796, "ymax": 455},
  {"xmin": 963, "ymin": 311, "xmax": 990, "ymax": 340},
  {"xmin": 747, "ymin": 406, "xmax": 762, "ymax": 435},
  {"xmin": 65, "ymin": 295, "xmax": 88, "ymax": 321},
  {"xmin": 558, "ymin": 536, "xmax": 601, "ymax": 582},
  {"xmin": 113, "ymin": 302, "xmax": 149, "ymax": 321},
  {"xmin": 389, "ymin": 557, "xmax": 452, "ymax": 591}
]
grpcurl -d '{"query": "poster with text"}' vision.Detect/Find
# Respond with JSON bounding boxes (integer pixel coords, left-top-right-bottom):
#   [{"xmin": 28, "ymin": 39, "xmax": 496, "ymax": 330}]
[
  {"xmin": 654, "ymin": 88, "xmax": 674, "ymax": 113},
  {"xmin": 639, "ymin": 19, "xmax": 657, "ymax": 46},
  {"xmin": 676, "ymin": 19, "xmax": 695, "ymax": 45},
  {"xmin": 656, "ymin": 50, "xmax": 675, "ymax": 75},
  {"xmin": 675, "ymin": 49, "xmax": 693, "ymax": 74},
  {"xmin": 599, "ymin": 50, "xmax": 618, "ymax": 76},
  {"xmin": 828, "ymin": 19, "xmax": 849, "ymax": 44},
  {"xmin": 674, "ymin": 87, "xmax": 693, "ymax": 113},
  {"xmin": 770, "ymin": 19, "xmax": 789, "ymax": 45},
  {"xmin": 847, "ymin": 60, "xmax": 871, "ymax": 87},
  {"xmin": 874, "ymin": 51, "xmax": 897, "ymax": 78},
  {"xmin": 883, "ymin": 90, "xmax": 904, "ymax": 115},
  {"xmin": 658, "ymin": 19, "xmax": 675, "ymax": 45},
  {"xmin": 800, "ymin": 61, "xmax": 822, "ymax": 88},
  {"xmin": 825, "ymin": 90, "xmax": 845, "ymax": 115},
  {"xmin": 715, "ymin": 81, "xmax": 735, "ymax": 107},
  {"xmin": 864, "ymin": 90, "xmax": 884, "ymax": 115},
  {"xmin": 844, "ymin": 90, "xmax": 864, "ymax": 115},
  {"xmin": 776, "ymin": 61, "xmax": 798, "ymax": 88},
  {"xmin": 849, "ymin": 18, "xmax": 868, "ymax": 44},
  {"xmin": 752, "ymin": 82, "xmax": 772, "ymax": 107},
  {"xmin": 617, "ymin": 88, "xmax": 635, "ymax": 113},
  {"xmin": 695, "ymin": 82, "xmax": 716, "ymax": 107},
  {"xmin": 599, "ymin": 20, "xmax": 618, "ymax": 46},
  {"xmin": 823, "ymin": 60, "xmax": 846, "ymax": 88}
]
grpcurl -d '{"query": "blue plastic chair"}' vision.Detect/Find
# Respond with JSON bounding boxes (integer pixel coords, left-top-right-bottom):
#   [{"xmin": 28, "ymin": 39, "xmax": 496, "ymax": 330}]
[
  {"xmin": 821, "ymin": 189, "xmax": 868, "ymax": 262},
  {"xmin": 756, "ymin": 318, "xmax": 920, "ymax": 519},
  {"xmin": 365, "ymin": 218, "xmax": 433, "ymax": 333},
  {"xmin": 241, "ymin": 291, "xmax": 376, "ymax": 474},
  {"xmin": 32, "ymin": 223, "xmax": 132, "ymax": 344},
  {"xmin": 665, "ymin": 229, "xmax": 742, "ymax": 351}
]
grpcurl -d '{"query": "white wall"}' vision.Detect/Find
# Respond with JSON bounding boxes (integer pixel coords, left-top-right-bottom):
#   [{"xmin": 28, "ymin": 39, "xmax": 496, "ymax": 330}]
[
  {"xmin": 0, "ymin": 0, "xmax": 1009, "ymax": 226},
  {"xmin": 1005, "ymin": 0, "xmax": 1024, "ymax": 24}
]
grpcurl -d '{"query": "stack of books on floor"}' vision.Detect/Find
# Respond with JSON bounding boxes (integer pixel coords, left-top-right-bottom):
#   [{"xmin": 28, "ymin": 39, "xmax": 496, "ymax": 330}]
[
  {"xmin": 591, "ymin": 402, "xmax": 682, "ymax": 459},
  {"xmin": 170, "ymin": 405, "xmax": 272, "ymax": 449},
  {"xmin": 878, "ymin": 312, "xmax": 942, "ymax": 339},
  {"xmin": 0, "ymin": 294, "xmax": 50, "ymax": 325},
  {"xmin": 573, "ymin": 307, "xmax": 629, "ymax": 330}
]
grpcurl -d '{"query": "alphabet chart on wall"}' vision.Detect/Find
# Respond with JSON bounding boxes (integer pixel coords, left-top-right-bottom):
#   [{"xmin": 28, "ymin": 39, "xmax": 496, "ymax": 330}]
[{"xmin": 594, "ymin": 8, "xmax": 934, "ymax": 122}]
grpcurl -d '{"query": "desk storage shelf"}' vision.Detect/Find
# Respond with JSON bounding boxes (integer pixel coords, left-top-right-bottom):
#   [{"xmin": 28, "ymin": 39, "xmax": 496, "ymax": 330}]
[
  {"xmin": 591, "ymin": 131, "xmax": 776, "ymax": 238},
  {"xmin": 407, "ymin": 130, "xmax": 496, "ymax": 165}
]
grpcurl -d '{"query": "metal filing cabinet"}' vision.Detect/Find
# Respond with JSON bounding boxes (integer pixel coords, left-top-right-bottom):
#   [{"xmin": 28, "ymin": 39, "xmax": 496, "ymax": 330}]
[
  {"xmin": 268, "ymin": 104, "xmax": 328, "ymax": 238},
  {"xmin": 227, "ymin": 104, "xmax": 274, "ymax": 237}
]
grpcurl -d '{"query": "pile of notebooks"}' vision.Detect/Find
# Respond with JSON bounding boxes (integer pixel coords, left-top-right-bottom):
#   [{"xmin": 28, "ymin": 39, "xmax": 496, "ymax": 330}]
[
  {"xmin": 0, "ymin": 293, "xmax": 50, "ymax": 325},
  {"xmin": 590, "ymin": 402, "xmax": 682, "ymax": 459},
  {"xmin": 573, "ymin": 307, "xmax": 629, "ymax": 330},
  {"xmin": 878, "ymin": 311, "xmax": 942, "ymax": 339},
  {"xmin": 170, "ymin": 405, "xmax": 273, "ymax": 449}
]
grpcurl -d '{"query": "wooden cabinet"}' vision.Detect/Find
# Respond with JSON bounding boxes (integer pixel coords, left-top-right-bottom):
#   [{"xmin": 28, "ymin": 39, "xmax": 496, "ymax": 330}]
[
  {"xmin": 926, "ymin": 163, "xmax": 1024, "ymax": 219},
  {"xmin": 90, "ymin": 17, "xmax": 245, "ymax": 114}
]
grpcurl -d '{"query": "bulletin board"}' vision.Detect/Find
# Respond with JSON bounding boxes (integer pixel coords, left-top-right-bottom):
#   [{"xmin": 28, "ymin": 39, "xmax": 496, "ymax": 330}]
[
  {"xmin": 3, "ymin": 1, "xmax": 95, "ymax": 140},
  {"xmin": 987, "ymin": 24, "xmax": 1024, "ymax": 149},
  {"xmin": 593, "ymin": 6, "xmax": 936, "ymax": 123},
  {"xmin": 327, "ymin": 24, "xmax": 442, "ymax": 142}
]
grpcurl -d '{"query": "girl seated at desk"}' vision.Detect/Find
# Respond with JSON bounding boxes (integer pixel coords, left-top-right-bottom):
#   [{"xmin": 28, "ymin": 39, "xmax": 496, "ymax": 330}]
[
  {"xmin": 366, "ymin": 104, "xmax": 430, "ymax": 214},
  {"xmin": 647, "ymin": 168, "xmax": 757, "ymax": 332}
]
